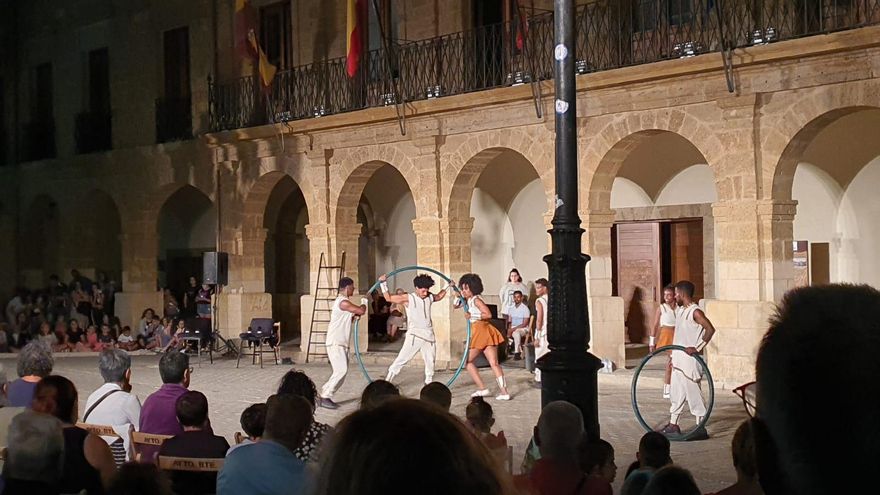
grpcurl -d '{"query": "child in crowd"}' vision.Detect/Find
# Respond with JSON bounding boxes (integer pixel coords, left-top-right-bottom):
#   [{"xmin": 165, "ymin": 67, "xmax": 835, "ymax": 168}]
[
  {"xmin": 465, "ymin": 396, "xmax": 508, "ymax": 466},
  {"xmin": 138, "ymin": 316, "xmax": 161, "ymax": 350},
  {"xmin": 83, "ymin": 324, "xmax": 103, "ymax": 351},
  {"xmin": 36, "ymin": 322, "xmax": 58, "ymax": 348},
  {"xmin": 230, "ymin": 403, "xmax": 268, "ymax": 455},
  {"xmin": 117, "ymin": 326, "xmax": 138, "ymax": 351},
  {"xmin": 159, "ymin": 318, "xmax": 183, "ymax": 351},
  {"xmin": 67, "ymin": 319, "xmax": 86, "ymax": 351},
  {"xmin": 579, "ymin": 438, "xmax": 617, "ymax": 495},
  {"xmin": 99, "ymin": 323, "xmax": 116, "ymax": 349}
]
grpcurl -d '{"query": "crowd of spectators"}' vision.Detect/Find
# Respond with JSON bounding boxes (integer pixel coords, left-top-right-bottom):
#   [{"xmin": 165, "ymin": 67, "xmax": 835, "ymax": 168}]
[{"xmin": 0, "ymin": 283, "xmax": 875, "ymax": 494}]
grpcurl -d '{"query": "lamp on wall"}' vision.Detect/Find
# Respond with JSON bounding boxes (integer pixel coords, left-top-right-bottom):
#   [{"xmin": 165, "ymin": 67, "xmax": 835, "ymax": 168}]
[
  {"xmin": 673, "ymin": 41, "xmax": 703, "ymax": 58},
  {"xmin": 312, "ymin": 105, "xmax": 327, "ymax": 118},
  {"xmin": 506, "ymin": 70, "xmax": 532, "ymax": 86},
  {"xmin": 426, "ymin": 85, "xmax": 443, "ymax": 99},
  {"xmin": 750, "ymin": 27, "xmax": 777, "ymax": 45}
]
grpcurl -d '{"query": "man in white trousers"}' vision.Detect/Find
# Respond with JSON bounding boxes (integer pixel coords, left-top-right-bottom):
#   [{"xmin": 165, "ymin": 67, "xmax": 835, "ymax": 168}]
[
  {"xmin": 659, "ymin": 280, "xmax": 716, "ymax": 438},
  {"xmin": 506, "ymin": 291, "xmax": 531, "ymax": 360},
  {"xmin": 533, "ymin": 278, "xmax": 549, "ymax": 387},
  {"xmin": 319, "ymin": 277, "xmax": 367, "ymax": 410},
  {"xmin": 381, "ymin": 273, "xmax": 450, "ymax": 385}
]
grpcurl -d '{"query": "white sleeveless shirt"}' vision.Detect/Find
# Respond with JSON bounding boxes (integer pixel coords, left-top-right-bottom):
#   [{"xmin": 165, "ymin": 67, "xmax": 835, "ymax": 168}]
[
  {"xmin": 535, "ymin": 295, "xmax": 548, "ymax": 338},
  {"xmin": 659, "ymin": 303, "xmax": 678, "ymax": 327},
  {"xmin": 467, "ymin": 296, "xmax": 486, "ymax": 322},
  {"xmin": 406, "ymin": 293, "xmax": 434, "ymax": 342},
  {"xmin": 671, "ymin": 303, "xmax": 705, "ymax": 379},
  {"xmin": 325, "ymin": 295, "xmax": 354, "ymax": 347}
]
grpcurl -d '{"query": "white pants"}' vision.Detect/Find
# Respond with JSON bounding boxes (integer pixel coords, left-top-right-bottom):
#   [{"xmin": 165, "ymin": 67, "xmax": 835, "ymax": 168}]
[
  {"xmin": 534, "ymin": 337, "xmax": 550, "ymax": 382},
  {"xmin": 511, "ymin": 328, "xmax": 528, "ymax": 354},
  {"xmin": 669, "ymin": 367, "xmax": 707, "ymax": 423},
  {"xmin": 320, "ymin": 344, "xmax": 349, "ymax": 399},
  {"xmin": 387, "ymin": 333, "xmax": 435, "ymax": 384}
]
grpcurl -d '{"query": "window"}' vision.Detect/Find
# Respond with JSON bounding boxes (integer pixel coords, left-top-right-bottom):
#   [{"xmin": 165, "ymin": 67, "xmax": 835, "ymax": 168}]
[
  {"xmin": 368, "ymin": 0, "xmax": 398, "ymax": 52},
  {"xmin": 668, "ymin": 0, "xmax": 694, "ymax": 26},
  {"xmin": 259, "ymin": 2, "xmax": 291, "ymax": 69},
  {"xmin": 163, "ymin": 26, "xmax": 190, "ymax": 99},
  {"xmin": 88, "ymin": 48, "xmax": 110, "ymax": 114},
  {"xmin": 634, "ymin": 0, "xmax": 659, "ymax": 32}
]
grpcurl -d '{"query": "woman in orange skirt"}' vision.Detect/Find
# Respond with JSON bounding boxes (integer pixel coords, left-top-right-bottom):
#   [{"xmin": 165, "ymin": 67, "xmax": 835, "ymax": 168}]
[
  {"xmin": 650, "ymin": 285, "xmax": 678, "ymax": 399},
  {"xmin": 457, "ymin": 273, "xmax": 510, "ymax": 401}
]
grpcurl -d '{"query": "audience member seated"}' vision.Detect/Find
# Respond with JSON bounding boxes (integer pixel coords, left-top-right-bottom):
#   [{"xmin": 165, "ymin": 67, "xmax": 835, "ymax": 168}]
[
  {"xmin": 84, "ymin": 349, "xmax": 142, "ymax": 464},
  {"xmin": 218, "ymin": 394, "xmax": 313, "ymax": 495},
  {"xmin": 466, "ymin": 396, "xmax": 508, "ymax": 463},
  {"xmin": 136, "ymin": 309, "xmax": 156, "ymax": 339},
  {"xmin": 277, "ymin": 370, "xmax": 332, "ymax": 462},
  {"xmin": 36, "ymin": 322, "xmax": 58, "ymax": 348},
  {"xmin": 117, "ymin": 326, "xmax": 138, "ymax": 351},
  {"xmin": 83, "ymin": 324, "xmax": 104, "ymax": 352},
  {"xmin": 8, "ymin": 340, "xmax": 54, "ymax": 407},
  {"xmin": 32, "ymin": 375, "xmax": 117, "ymax": 494},
  {"xmin": 752, "ymin": 284, "xmax": 880, "ymax": 495},
  {"xmin": 419, "ymin": 382, "xmax": 452, "ymax": 412},
  {"xmin": 312, "ymin": 399, "xmax": 514, "ymax": 495},
  {"xmin": 578, "ymin": 438, "xmax": 616, "ymax": 495},
  {"xmin": 107, "ymin": 463, "xmax": 172, "ymax": 495},
  {"xmin": 139, "ymin": 351, "xmax": 191, "ymax": 461},
  {"xmin": 229, "ymin": 403, "xmax": 266, "ymax": 455},
  {"xmin": 67, "ymin": 319, "xmax": 86, "ymax": 351},
  {"xmin": 0, "ymin": 323, "xmax": 9, "ymax": 353},
  {"xmin": 99, "ymin": 324, "xmax": 116, "ymax": 348},
  {"xmin": 359, "ymin": 379, "xmax": 400, "ymax": 410},
  {"xmin": 641, "ymin": 465, "xmax": 701, "ymax": 495},
  {"xmin": 0, "ymin": 364, "xmax": 26, "ymax": 475},
  {"xmin": 706, "ymin": 420, "xmax": 762, "ymax": 495},
  {"xmin": 386, "ymin": 289, "xmax": 407, "ymax": 341},
  {"xmin": 157, "ymin": 391, "xmax": 229, "ymax": 495},
  {"xmin": 621, "ymin": 431, "xmax": 672, "ymax": 494},
  {"xmin": 1, "ymin": 410, "xmax": 65, "ymax": 495},
  {"xmin": 514, "ymin": 401, "xmax": 590, "ymax": 495}
]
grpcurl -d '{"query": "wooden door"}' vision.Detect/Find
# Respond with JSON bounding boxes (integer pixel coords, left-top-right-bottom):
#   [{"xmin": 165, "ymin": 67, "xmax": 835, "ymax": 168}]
[
  {"xmin": 616, "ymin": 222, "xmax": 661, "ymax": 344},
  {"xmin": 669, "ymin": 220, "xmax": 704, "ymax": 300}
]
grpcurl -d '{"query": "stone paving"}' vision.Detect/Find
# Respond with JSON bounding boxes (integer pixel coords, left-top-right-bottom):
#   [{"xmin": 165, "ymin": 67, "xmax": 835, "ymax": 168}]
[{"xmin": 2, "ymin": 352, "xmax": 747, "ymax": 493}]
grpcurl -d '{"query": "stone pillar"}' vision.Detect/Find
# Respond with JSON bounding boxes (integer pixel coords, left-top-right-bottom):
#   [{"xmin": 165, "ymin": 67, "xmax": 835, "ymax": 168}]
[
  {"xmin": 115, "ymin": 229, "xmax": 162, "ymax": 329},
  {"xmin": 213, "ymin": 225, "xmax": 272, "ymax": 340},
  {"xmin": 581, "ymin": 209, "xmax": 625, "ymax": 367},
  {"xmin": 758, "ymin": 200, "xmax": 798, "ymax": 303},
  {"xmin": 334, "ymin": 223, "xmax": 363, "ymax": 288}
]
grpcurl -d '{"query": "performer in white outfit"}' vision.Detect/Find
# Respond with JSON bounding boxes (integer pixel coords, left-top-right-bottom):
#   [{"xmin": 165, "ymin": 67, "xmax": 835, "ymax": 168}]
[
  {"xmin": 506, "ymin": 290, "xmax": 531, "ymax": 359},
  {"xmin": 532, "ymin": 278, "xmax": 549, "ymax": 385},
  {"xmin": 381, "ymin": 273, "xmax": 450, "ymax": 385},
  {"xmin": 319, "ymin": 277, "xmax": 367, "ymax": 410},
  {"xmin": 660, "ymin": 280, "xmax": 717, "ymax": 436},
  {"xmin": 649, "ymin": 285, "xmax": 680, "ymax": 399},
  {"xmin": 498, "ymin": 268, "xmax": 529, "ymax": 318}
]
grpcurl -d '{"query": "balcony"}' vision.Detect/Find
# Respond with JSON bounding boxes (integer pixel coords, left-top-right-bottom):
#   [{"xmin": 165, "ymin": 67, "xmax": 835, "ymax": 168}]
[
  {"xmin": 209, "ymin": 0, "xmax": 880, "ymax": 133},
  {"xmin": 21, "ymin": 120, "xmax": 56, "ymax": 162},
  {"xmin": 75, "ymin": 111, "xmax": 112, "ymax": 154},
  {"xmin": 156, "ymin": 96, "xmax": 193, "ymax": 143}
]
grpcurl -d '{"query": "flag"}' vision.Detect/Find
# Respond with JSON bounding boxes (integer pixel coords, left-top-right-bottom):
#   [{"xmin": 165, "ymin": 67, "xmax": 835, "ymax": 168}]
[
  {"xmin": 514, "ymin": 0, "xmax": 527, "ymax": 51},
  {"xmin": 346, "ymin": 0, "xmax": 366, "ymax": 78},
  {"xmin": 247, "ymin": 31, "xmax": 278, "ymax": 88},
  {"xmin": 235, "ymin": 0, "xmax": 276, "ymax": 88}
]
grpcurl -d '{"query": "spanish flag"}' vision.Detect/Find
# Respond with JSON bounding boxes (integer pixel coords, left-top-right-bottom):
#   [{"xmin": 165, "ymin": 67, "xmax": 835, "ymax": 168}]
[
  {"xmin": 235, "ymin": 0, "xmax": 277, "ymax": 88},
  {"xmin": 346, "ymin": 0, "xmax": 367, "ymax": 78}
]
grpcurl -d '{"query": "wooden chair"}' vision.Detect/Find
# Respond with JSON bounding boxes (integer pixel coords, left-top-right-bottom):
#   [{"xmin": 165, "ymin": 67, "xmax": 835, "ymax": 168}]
[
  {"xmin": 131, "ymin": 431, "xmax": 173, "ymax": 462},
  {"xmin": 158, "ymin": 455, "xmax": 224, "ymax": 472},
  {"xmin": 77, "ymin": 422, "xmax": 131, "ymax": 465},
  {"xmin": 76, "ymin": 422, "xmax": 122, "ymax": 438}
]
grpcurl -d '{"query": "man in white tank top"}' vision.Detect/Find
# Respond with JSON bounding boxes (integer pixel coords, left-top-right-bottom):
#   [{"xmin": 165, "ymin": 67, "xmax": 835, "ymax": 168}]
[
  {"xmin": 380, "ymin": 273, "xmax": 451, "ymax": 385},
  {"xmin": 532, "ymin": 278, "xmax": 549, "ymax": 386},
  {"xmin": 319, "ymin": 277, "xmax": 367, "ymax": 410},
  {"xmin": 659, "ymin": 280, "xmax": 717, "ymax": 437}
]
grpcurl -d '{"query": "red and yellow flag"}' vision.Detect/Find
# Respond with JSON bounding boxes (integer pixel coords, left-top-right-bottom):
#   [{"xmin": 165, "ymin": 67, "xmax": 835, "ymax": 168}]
[
  {"xmin": 346, "ymin": 0, "xmax": 366, "ymax": 78},
  {"xmin": 235, "ymin": 0, "xmax": 277, "ymax": 88}
]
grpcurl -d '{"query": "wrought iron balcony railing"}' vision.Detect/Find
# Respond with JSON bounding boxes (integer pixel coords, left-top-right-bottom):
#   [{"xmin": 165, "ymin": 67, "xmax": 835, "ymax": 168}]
[
  {"xmin": 209, "ymin": 0, "xmax": 880, "ymax": 133},
  {"xmin": 75, "ymin": 110, "xmax": 112, "ymax": 154},
  {"xmin": 156, "ymin": 96, "xmax": 193, "ymax": 143}
]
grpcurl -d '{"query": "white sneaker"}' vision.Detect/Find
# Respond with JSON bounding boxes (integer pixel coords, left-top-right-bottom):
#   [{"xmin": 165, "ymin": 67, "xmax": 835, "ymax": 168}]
[
  {"xmin": 495, "ymin": 393, "xmax": 511, "ymax": 401},
  {"xmin": 663, "ymin": 384, "xmax": 671, "ymax": 399},
  {"xmin": 471, "ymin": 389, "xmax": 490, "ymax": 398}
]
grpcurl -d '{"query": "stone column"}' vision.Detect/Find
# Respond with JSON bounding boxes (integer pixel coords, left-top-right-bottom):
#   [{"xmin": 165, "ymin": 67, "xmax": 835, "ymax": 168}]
[
  {"xmin": 115, "ymin": 226, "xmax": 162, "ymax": 329},
  {"xmin": 581, "ymin": 209, "xmax": 625, "ymax": 367},
  {"xmin": 213, "ymin": 226, "xmax": 272, "ymax": 340}
]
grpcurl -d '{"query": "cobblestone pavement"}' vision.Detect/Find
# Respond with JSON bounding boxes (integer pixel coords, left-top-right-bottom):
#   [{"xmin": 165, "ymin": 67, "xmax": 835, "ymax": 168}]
[{"xmin": 6, "ymin": 352, "xmax": 746, "ymax": 493}]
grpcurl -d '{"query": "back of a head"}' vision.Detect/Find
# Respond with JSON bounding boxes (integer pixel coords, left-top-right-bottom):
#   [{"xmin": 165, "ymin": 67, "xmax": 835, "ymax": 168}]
[
  {"xmin": 158, "ymin": 351, "xmax": 189, "ymax": 384},
  {"xmin": 240, "ymin": 403, "xmax": 268, "ymax": 439},
  {"xmin": 536, "ymin": 401, "xmax": 584, "ymax": 461},
  {"xmin": 731, "ymin": 420, "xmax": 757, "ymax": 479},
  {"xmin": 5, "ymin": 410, "xmax": 65, "ymax": 482},
  {"xmin": 579, "ymin": 438, "xmax": 614, "ymax": 475},
  {"xmin": 277, "ymin": 370, "xmax": 318, "ymax": 409},
  {"xmin": 107, "ymin": 462, "xmax": 172, "ymax": 495},
  {"xmin": 175, "ymin": 391, "xmax": 209, "ymax": 428},
  {"xmin": 99, "ymin": 349, "xmax": 131, "ymax": 383},
  {"xmin": 360, "ymin": 379, "xmax": 400, "ymax": 410},
  {"xmin": 638, "ymin": 432, "xmax": 671, "ymax": 469},
  {"xmin": 263, "ymin": 394, "xmax": 314, "ymax": 452},
  {"xmin": 17, "ymin": 340, "xmax": 54, "ymax": 378},
  {"xmin": 313, "ymin": 399, "xmax": 511, "ymax": 495},
  {"xmin": 621, "ymin": 470, "xmax": 652, "ymax": 495},
  {"xmin": 419, "ymin": 382, "xmax": 452, "ymax": 412},
  {"xmin": 755, "ymin": 284, "xmax": 880, "ymax": 495},
  {"xmin": 641, "ymin": 466, "xmax": 700, "ymax": 495},
  {"xmin": 465, "ymin": 396, "xmax": 494, "ymax": 433},
  {"xmin": 32, "ymin": 375, "xmax": 78, "ymax": 423}
]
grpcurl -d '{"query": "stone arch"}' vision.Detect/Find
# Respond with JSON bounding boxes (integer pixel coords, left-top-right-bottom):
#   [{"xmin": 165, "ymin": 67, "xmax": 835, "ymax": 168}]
[
  {"xmin": 79, "ymin": 188, "xmax": 124, "ymax": 285},
  {"xmin": 443, "ymin": 129, "xmax": 554, "ymax": 219},
  {"xmin": 770, "ymin": 106, "xmax": 879, "ymax": 201},
  {"xmin": 156, "ymin": 184, "xmax": 217, "ymax": 291},
  {"xmin": 241, "ymin": 171, "xmax": 312, "ymax": 243}
]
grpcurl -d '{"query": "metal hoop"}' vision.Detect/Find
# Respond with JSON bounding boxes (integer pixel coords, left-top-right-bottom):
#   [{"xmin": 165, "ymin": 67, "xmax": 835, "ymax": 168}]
[
  {"xmin": 630, "ymin": 345, "xmax": 716, "ymax": 441},
  {"xmin": 353, "ymin": 266, "xmax": 472, "ymax": 387}
]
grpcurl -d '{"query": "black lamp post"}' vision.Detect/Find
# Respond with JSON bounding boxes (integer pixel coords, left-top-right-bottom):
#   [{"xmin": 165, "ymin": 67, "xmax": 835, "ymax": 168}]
[{"xmin": 537, "ymin": 0, "xmax": 602, "ymax": 440}]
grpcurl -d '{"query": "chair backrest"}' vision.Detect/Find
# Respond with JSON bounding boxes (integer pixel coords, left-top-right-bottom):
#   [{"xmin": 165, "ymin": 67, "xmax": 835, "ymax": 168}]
[
  {"xmin": 158, "ymin": 456, "xmax": 224, "ymax": 472},
  {"xmin": 249, "ymin": 318, "xmax": 275, "ymax": 336},
  {"xmin": 131, "ymin": 431, "xmax": 174, "ymax": 462},
  {"xmin": 76, "ymin": 422, "xmax": 122, "ymax": 438}
]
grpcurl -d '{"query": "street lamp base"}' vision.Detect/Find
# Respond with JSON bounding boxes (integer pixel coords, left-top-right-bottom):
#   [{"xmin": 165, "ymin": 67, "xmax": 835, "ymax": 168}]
[{"xmin": 538, "ymin": 350, "xmax": 603, "ymax": 441}]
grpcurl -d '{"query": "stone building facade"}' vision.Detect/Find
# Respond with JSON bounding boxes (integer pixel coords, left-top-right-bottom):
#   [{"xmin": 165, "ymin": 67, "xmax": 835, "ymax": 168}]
[{"xmin": 2, "ymin": 1, "xmax": 879, "ymax": 387}]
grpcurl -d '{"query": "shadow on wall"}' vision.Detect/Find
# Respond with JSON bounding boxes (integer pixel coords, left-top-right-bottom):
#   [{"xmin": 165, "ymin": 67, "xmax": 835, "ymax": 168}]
[{"xmin": 625, "ymin": 286, "xmax": 647, "ymax": 344}]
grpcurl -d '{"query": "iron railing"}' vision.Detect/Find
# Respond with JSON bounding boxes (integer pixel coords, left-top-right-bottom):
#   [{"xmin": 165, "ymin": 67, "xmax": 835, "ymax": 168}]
[
  {"xmin": 156, "ymin": 96, "xmax": 193, "ymax": 143},
  {"xmin": 209, "ymin": 0, "xmax": 880, "ymax": 132},
  {"xmin": 75, "ymin": 111, "xmax": 112, "ymax": 154}
]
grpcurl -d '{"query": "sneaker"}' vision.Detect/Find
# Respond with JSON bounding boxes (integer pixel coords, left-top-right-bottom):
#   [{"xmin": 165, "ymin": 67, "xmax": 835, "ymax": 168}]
[
  {"xmin": 495, "ymin": 394, "xmax": 511, "ymax": 401},
  {"xmin": 513, "ymin": 353, "xmax": 522, "ymax": 361},
  {"xmin": 471, "ymin": 389, "xmax": 490, "ymax": 398},
  {"xmin": 319, "ymin": 398, "xmax": 340, "ymax": 410},
  {"xmin": 689, "ymin": 426, "xmax": 710, "ymax": 441},
  {"xmin": 658, "ymin": 423, "xmax": 681, "ymax": 435}
]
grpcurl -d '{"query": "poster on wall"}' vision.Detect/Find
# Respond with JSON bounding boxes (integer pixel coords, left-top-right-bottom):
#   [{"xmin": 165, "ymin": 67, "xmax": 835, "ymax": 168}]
[{"xmin": 793, "ymin": 240, "xmax": 809, "ymax": 288}]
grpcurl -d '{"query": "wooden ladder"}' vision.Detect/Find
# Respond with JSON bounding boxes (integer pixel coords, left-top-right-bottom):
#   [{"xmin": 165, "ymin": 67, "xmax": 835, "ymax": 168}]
[{"xmin": 305, "ymin": 251, "xmax": 346, "ymax": 363}]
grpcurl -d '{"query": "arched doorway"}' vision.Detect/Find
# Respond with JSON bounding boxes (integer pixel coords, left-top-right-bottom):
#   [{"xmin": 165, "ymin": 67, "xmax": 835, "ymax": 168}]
[
  {"xmin": 19, "ymin": 194, "xmax": 61, "ymax": 289},
  {"xmin": 85, "ymin": 190, "xmax": 123, "ymax": 288},
  {"xmin": 157, "ymin": 185, "xmax": 216, "ymax": 296}
]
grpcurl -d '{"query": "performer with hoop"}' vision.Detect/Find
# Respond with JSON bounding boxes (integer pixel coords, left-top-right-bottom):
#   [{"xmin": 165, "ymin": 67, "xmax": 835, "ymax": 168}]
[
  {"xmin": 659, "ymin": 280, "xmax": 717, "ymax": 436},
  {"xmin": 379, "ymin": 272, "xmax": 451, "ymax": 385},
  {"xmin": 318, "ymin": 277, "xmax": 367, "ymax": 410},
  {"xmin": 650, "ymin": 285, "xmax": 680, "ymax": 399},
  {"xmin": 457, "ymin": 273, "xmax": 511, "ymax": 401}
]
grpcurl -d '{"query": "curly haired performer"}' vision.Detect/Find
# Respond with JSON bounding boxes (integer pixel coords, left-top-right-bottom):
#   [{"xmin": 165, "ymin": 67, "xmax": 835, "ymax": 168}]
[
  {"xmin": 458, "ymin": 273, "xmax": 510, "ymax": 401},
  {"xmin": 380, "ymin": 273, "xmax": 450, "ymax": 385}
]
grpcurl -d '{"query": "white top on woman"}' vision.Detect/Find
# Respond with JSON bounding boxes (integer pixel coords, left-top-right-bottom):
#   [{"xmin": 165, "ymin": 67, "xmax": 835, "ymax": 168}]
[
  {"xmin": 468, "ymin": 296, "xmax": 487, "ymax": 322},
  {"xmin": 498, "ymin": 281, "xmax": 529, "ymax": 316},
  {"xmin": 659, "ymin": 303, "xmax": 678, "ymax": 327}
]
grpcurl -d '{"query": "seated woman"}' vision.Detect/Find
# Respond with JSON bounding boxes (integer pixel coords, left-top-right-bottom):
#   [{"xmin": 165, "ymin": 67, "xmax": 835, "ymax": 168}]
[
  {"xmin": 386, "ymin": 289, "xmax": 407, "ymax": 341},
  {"xmin": 31, "ymin": 375, "xmax": 117, "ymax": 494},
  {"xmin": 81, "ymin": 324, "xmax": 104, "ymax": 352}
]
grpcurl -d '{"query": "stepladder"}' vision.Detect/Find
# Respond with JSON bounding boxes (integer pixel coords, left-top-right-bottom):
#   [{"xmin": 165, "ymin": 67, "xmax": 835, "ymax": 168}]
[{"xmin": 305, "ymin": 252, "xmax": 346, "ymax": 363}]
